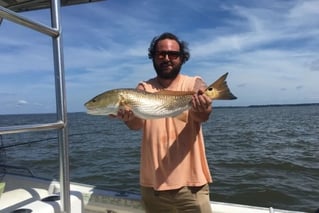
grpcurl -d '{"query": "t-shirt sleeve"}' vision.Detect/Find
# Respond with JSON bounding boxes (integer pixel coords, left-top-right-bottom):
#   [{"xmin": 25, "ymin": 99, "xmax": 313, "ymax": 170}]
[{"xmin": 193, "ymin": 77, "xmax": 207, "ymax": 91}]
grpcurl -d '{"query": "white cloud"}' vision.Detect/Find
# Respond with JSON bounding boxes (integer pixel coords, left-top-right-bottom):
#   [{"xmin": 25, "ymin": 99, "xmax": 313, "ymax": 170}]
[{"xmin": 17, "ymin": 100, "xmax": 28, "ymax": 105}]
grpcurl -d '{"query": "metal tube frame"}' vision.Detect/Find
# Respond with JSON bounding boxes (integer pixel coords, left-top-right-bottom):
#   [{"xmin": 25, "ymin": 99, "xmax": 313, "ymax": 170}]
[
  {"xmin": 0, "ymin": 5, "xmax": 59, "ymax": 37},
  {"xmin": 0, "ymin": 1, "xmax": 70, "ymax": 212},
  {"xmin": 50, "ymin": 1, "xmax": 70, "ymax": 212}
]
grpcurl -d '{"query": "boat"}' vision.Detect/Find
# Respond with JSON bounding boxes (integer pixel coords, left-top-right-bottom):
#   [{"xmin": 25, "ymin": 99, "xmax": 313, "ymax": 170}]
[
  {"xmin": 0, "ymin": 171, "xmax": 305, "ymax": 213},
  {"xmin": 0, "ymin": 1, "xmax": 307, "ymax": 212}
]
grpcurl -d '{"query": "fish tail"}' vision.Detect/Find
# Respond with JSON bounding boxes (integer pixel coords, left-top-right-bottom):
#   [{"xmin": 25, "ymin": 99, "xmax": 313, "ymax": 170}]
[{"xmin": 205, "ymin": 72, "xmax": 237, "ymax": 100}]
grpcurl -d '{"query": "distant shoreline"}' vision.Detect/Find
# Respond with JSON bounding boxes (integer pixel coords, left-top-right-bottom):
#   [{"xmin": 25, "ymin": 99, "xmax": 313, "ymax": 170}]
[
  {"xmin": 1, "ymin": 103, "xmax": 318, "ymax": 116},
  {"xmin": 248, "ymin": 102, "xmax": 319, "ymax": 108},
  {"xmin": 215, "ymin": 103, "xmax": 319, "ymax": 109}
]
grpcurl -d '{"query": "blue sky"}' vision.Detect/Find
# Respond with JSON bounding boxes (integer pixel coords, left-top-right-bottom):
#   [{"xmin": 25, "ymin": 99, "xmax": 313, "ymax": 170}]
[{"xmin": 0, "ymin": 0, "xmax": 318, "ymax": 114}]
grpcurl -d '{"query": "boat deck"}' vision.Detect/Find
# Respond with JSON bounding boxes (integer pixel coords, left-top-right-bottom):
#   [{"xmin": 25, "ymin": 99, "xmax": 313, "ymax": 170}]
[{"xmin": 0, "ymin": 173, "xmax": 305, "ymax": 213}]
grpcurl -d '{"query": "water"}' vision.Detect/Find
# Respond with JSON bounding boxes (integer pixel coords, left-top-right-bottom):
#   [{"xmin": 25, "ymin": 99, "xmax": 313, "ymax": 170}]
[{"xmin": 0, "ymin": 105, "xmax": 318, "ymax": 212}]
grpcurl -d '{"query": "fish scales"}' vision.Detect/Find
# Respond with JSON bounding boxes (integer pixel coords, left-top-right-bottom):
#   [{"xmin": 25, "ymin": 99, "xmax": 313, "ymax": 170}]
[{"xmin": 119, "ymin": 90, "xmax": 193, "ymax": 119}]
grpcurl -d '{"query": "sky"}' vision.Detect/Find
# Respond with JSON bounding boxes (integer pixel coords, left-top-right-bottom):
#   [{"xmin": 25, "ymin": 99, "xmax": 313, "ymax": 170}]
[{"xmin": 0, "ymin": 0, "xmax": 318, "ymax": 114}]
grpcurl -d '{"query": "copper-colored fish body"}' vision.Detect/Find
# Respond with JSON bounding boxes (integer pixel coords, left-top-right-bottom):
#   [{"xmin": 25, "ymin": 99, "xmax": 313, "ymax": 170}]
[{"xmin": 84, "ymin": 73, "xmax": 237, "ymax": 119}]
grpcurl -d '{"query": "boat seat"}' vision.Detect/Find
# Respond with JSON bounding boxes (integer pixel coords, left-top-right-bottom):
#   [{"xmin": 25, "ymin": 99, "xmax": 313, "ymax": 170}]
[
  {"xmin": 0, "ymin": 190, "xmax": 83, "ymax": 213},
  {"xmin": 12, "ymin": 191, "xmax": 83, "ymax": 213},
  {"xmin": 0, "ymin": 187, "xmax": 49, "ymax": 212}
]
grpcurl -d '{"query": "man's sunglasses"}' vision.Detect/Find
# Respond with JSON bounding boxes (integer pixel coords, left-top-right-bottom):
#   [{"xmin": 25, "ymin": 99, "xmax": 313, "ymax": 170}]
[{"xmin": 155, "ymin": 51, "xmax": 182, "ymax": 60}]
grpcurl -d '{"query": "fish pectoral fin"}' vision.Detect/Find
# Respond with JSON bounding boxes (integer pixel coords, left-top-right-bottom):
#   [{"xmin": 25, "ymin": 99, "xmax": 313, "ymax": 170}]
[
  {"xmin": 119, "ymin": 99, "xmax": 132, "ymax": 110},
  {"xmin": 155, "ymin": 90, "xmax": 195, "ymax": 96}
]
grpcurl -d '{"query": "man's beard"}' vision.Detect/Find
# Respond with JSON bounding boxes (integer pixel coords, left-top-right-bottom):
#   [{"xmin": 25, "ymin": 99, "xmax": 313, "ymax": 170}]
[{"xmin": 153, "ymin": 61, "xmax": 182, "ymax": 80}]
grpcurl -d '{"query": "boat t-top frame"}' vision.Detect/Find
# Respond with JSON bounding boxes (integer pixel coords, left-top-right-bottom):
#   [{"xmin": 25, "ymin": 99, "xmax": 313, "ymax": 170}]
[{"xmin": 0, "ymin": 1, "xmax": 102, "ymax": 212}]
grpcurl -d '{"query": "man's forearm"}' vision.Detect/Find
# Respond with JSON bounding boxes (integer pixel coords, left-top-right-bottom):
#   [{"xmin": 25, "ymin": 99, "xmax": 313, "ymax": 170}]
[{"xmin": 190, "ymin": 106, "xmax": 212, "ymax": 123}]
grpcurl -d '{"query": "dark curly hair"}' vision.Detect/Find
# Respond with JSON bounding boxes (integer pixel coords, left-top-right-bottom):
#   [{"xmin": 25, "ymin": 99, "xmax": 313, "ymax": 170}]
[{"xmin": 148, "ymin": 32, "xmax": 190, "ymax": 64}]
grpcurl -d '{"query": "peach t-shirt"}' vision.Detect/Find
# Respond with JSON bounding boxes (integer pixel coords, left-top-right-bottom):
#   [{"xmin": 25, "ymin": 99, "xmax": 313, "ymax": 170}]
[{"xmin": 138, "ymin": 74, "xmax": 212, "ymax": 191}]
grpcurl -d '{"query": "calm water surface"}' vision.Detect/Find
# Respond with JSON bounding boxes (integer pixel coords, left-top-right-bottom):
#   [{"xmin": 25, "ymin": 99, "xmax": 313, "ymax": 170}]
[{"xmin": 0, "ymin": 105, "xmax": 318, "ymax": 212}]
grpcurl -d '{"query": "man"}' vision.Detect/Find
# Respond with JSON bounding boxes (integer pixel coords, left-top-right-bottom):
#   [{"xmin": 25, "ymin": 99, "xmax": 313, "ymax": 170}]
[{"xmin": 116, "ymin": 32, "xmax": 213, "ymax": 213}]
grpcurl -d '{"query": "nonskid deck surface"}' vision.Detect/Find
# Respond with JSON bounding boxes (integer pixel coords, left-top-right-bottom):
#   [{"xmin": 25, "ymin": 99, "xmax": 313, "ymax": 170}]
[{"xmin": 0, "ymin": 174, "xmax": 305, "ymax": 213}]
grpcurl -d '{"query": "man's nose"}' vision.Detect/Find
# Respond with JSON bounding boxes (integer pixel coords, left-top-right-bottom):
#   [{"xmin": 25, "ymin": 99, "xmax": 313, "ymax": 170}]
[{"xmin": 163, "ymin": 54, "xmax": 170, "ymax": 60}]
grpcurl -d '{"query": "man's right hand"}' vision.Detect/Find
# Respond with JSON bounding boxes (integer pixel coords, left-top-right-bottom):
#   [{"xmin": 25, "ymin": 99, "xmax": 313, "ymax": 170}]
[{"xmin": 116, "ymin": 108, "xmax": 135, "ymax": 122}]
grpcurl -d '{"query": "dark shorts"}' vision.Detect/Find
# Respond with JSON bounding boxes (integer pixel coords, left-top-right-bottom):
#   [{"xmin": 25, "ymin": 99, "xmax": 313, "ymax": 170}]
[{"xmin": 141, "ymin": 184, "xmax": 212, "ymax": 213}]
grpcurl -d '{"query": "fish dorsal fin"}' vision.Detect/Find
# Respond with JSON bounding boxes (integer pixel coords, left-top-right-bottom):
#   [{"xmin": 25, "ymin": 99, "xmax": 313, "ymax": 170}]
[{"xmin": 155, "ymin": 90, "xmax": 195, "ymax": 96}]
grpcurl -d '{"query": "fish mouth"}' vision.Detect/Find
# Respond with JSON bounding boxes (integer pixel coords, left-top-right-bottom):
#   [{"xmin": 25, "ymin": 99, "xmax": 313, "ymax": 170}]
[
  {"xmin": 84, "ymin": 102, "xmax": 97, "ymax": 111},
  {"xmin": 84, "ymin": 103, "xmax": 98, "ymax": 114},
  {"xmin": 86, "ymin": 109, "xmax": 101, "ymax": 115}
]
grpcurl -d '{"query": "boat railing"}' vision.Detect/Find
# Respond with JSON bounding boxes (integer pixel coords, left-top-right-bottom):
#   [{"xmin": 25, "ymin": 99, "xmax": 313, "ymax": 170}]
[
  {"xmin": 0, "ymin": 164, "xmax": 35, "ymax": 177},
  {"xmin": 0, "ymin": 1, "xmax": 70, "ymax": 212}
]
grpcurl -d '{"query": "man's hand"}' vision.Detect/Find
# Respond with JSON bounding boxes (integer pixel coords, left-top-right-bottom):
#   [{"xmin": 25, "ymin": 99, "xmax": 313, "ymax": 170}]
[
  {"xmin": 191, "ymin": 89, "xmax": 212, "ymax": 113},
  {"xmin": 110, "ymin": 108, "xmax": 144, "ymax": 130},
  {"xmin": 116, "ymin": 108, "xmax": 135, "ymax": 122}
]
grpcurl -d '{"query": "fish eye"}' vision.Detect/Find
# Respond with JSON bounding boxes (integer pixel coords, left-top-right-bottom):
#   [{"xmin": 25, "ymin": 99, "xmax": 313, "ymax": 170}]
[
  {"xmin": 92, "ymin": 99, "xmax": 96, "ymax": 103},
  {"xmin": 207, "ymin": 87, "xmax": 213, "ymax": 91}
]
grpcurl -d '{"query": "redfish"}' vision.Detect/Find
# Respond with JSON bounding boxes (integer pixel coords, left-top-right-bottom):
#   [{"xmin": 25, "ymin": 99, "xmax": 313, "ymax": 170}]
[{"xmin": 84, "ymin": 73, "xmax": 237, "ymax": 119}]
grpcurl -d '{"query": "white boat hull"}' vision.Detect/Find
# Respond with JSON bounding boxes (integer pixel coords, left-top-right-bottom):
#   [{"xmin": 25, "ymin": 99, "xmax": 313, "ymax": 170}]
[{"xmin": 0, "ymin": 174, "xmax": 305, "ymax": 213}]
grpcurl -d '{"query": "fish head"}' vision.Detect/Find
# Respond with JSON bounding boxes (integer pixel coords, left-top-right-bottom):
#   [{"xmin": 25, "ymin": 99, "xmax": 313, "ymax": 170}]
[{"xmin": 84, "ymin": 90, "xmax": 120, "ymax": 115}]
